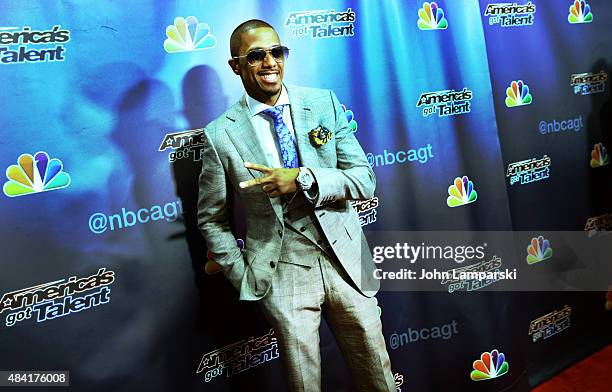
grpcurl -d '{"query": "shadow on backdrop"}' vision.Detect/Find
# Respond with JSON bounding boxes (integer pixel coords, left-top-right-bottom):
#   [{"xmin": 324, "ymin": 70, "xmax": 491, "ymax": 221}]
[
  {"xmin": 174, "ymin": 65, "xmax": 274, "ymax": 390},
  {"xmin": 586, "ymin": 59, "xmax": 612, "ymax": 217},
  {"xmin": 112, "ymin": 78, "xmax": 206, "ymax": 391}
]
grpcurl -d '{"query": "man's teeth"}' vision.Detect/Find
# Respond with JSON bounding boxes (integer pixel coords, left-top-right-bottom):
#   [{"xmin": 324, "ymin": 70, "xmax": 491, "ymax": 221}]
[{"xmin": 260, "ymin": 73, "xmax": 278, "ymax": 82}]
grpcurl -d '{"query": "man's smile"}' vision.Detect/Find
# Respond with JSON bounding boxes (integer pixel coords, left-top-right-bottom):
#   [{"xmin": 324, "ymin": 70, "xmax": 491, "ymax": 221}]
[{"xmin": 259, "ymin": 71, "xmax": 280, "ymax": 84}]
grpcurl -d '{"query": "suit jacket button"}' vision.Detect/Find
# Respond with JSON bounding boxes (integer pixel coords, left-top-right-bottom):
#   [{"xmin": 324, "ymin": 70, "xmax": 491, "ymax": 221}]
[
  {"xmin": 269, "ymin": 261, "xmax": 276, "ymax": 268},
  {"xmin": 300, "ymin": 226, "xmax": 307, "ymax": 232},
  {"xmin": 278, "ymin": 230, "xmax": 283, "ymax": 238},
  {"xmin": 317, "ymin": 240, "xmax": 323, "ymax": 245}
]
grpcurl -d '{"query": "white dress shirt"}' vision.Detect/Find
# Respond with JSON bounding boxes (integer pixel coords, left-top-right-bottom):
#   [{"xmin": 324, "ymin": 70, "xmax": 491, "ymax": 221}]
[
  {"xmin": 244, "ymin": 85, "xmax": 318, "ymax": 201},
  {"xmin": 245, "ymin": 85, "xmax": 296, "ymax": 168}
]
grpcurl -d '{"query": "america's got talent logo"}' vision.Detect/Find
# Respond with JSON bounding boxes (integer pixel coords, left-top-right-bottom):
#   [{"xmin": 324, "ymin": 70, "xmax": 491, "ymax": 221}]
[
  {"xmin": 506, "ymin": 155, "xmax": 551, "ymax": 186},
  {"xmin": 285, "ymin": 8, "xmax": 356, "ymax": 39},
  {"xmin": 484, "ymin": 2, "xmax": 536, "ymax": 27},
  {"xmin": 571, "ymin": 71, "xmax": 607, "ymax": 95},
  {"xmin": 0, "ymin": 268, "xmax": 115, "ymax": 328},
  {"xmin": 417, "ymin": 88, "xmax": 473, "ymax": 117},
  {"xmin": 0, "ymin": 25, "xmax": 70, "ymax": 64}
]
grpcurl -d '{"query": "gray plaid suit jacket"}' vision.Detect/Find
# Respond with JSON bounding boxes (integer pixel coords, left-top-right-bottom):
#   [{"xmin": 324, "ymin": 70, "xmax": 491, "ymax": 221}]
[{"xmin": 197, "ymin": 85, "xmax": 379, "ymax": 301}]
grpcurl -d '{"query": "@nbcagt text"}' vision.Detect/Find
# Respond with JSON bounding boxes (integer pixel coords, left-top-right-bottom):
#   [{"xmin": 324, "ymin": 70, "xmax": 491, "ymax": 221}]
[
  {"xmin": 538, "ymin": 115, "xmax": 583, "ymax": 134},
  {"xmin": 88, "ymin": 200, "xmax": 183, "ymax": 234}
]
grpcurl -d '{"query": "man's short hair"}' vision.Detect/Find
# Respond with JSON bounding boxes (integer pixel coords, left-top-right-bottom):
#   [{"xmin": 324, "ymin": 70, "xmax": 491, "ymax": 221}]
[{"xmin": 230, "ymin": 19, "xmax": 276, "ymax": 58}]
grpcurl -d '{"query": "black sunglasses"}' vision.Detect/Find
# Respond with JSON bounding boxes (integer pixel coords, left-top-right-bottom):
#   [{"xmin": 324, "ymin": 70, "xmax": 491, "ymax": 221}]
[{"xmin": 233, "ymin": 45, "xmax": 290, "ymax": 66}]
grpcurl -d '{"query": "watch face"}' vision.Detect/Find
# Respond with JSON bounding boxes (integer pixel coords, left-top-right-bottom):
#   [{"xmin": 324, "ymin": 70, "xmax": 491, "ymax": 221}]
[{"xmin": 298, "ymin": 170, "xmax": 313, "ymax": 189}]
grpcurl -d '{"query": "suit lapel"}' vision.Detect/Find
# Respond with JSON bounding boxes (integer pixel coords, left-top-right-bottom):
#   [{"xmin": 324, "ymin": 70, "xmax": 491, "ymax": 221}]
[
  {"xmin": 224, "ymin": 97, "xmax": 268, "ymax": 175},
  {"xmin": 287, "ymin": 86, "xmax": 319, "ymax": 168},
  {"xmin": 224, "ymin": 97, "xmax": 284, "ymax": 225}
]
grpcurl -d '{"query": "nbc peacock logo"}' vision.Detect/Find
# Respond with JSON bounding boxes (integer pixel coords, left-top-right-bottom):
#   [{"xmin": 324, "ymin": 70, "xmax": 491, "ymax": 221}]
[
  {"xmin": 505, "ymin": 80, "xmax": 532, "ymax": 107},
  {"xmin": 341, "ymin": 104, "xmax": 358, "ymax": 133},
  {"xmin": 470, "ymin": 349, "xmax": 509, "ymax": 381},
  {"xmin": 568, "ymin": 1, "xmax": 593, "ymax": 24},
  {"xmin": 590, "ymin": 143, "xmax": 609, "ymax": 168},
  {"xmin": 526, "ymin": 235, "xmax": 553, "ymax": 264},
  {"xmin": 417, "ymin": 2, "xmax": 448, "ymax": 30},
  {"xmin": 3, "ymin": 151, "xmax": 70, "ymax": 198},
  {"xmin": 446, "ymin": 176, "xmax": 477, "ymax": 207},
  {"xmin": 164, "ymin": 16, "xmax": 217, "ymax": 53}
]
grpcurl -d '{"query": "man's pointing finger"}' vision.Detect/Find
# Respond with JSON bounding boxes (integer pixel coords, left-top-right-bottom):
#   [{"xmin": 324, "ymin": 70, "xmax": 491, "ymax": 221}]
[
  {"xmin": 244, "ymin": 162, "xmax": 272, "ymax": 173},
  {"xmin": 239, "ymin": 176, "xmax": 271, "ymax": 189}
]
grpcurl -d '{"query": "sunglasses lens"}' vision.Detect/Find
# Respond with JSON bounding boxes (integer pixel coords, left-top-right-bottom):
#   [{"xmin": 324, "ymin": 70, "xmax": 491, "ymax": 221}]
[
  {"xmin": 270, "ymin": 46, "xmax": 287, "ymax": 60},
  {"xmin": 244, "ymin": 46, "xmax": 289, "ymax": 65},
  {"xmin": 246, "ymin": 50, "xmax": 266, "ymax": 64}
]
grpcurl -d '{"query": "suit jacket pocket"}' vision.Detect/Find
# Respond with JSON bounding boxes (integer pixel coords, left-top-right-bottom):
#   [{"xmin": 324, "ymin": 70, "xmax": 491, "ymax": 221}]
[
  {"xmin": 343, "ymin": 215, "xmax": 362, "ymax": 241},
  {"xmin": 313, "ymin": 137, "xmax": 337, "ymax": 167},
  {"xmin": 245, "ymin": 249, "xmax": 256, "ymax": 266},
  {"xmin": 244, "ymin": 250, "xmax": 272, "ymax": 298},
  {"xmin": 233, "ymin": 171, "xmax": 263, "ymax": 194}
]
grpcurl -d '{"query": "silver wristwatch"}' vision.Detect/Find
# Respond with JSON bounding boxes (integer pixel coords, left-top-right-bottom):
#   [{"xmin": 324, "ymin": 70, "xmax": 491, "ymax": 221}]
[{"xmin": 296, "ymin": 168, "xmax": 314, "ymax": 191}]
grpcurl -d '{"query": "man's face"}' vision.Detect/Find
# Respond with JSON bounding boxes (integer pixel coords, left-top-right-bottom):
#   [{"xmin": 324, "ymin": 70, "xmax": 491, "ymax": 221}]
[{"xmin": 230, "ymin": 27, "xmax": 284, "ymax": 105}]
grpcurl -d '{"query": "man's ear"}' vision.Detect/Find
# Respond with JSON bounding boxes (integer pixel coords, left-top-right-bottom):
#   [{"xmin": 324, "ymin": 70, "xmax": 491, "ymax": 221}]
[{"xmin": 228, "ymin": 59, "xmax": 240, "ymax": 75}]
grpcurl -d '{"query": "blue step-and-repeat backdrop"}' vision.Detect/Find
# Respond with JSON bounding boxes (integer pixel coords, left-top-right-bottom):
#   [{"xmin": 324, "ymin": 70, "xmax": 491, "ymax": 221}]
[{"xmin": 1, "ymin": 1, "xmax": 610, "ymax": 391}]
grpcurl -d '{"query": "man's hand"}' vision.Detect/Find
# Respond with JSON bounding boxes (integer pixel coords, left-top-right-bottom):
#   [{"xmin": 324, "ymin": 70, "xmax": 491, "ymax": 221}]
[{"xmin": 239, "ymin": 162, "xmax": 299, "ymax": 197}]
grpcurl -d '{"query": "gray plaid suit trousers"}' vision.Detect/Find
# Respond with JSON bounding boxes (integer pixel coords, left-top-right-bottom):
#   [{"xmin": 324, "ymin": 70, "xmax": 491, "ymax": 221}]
[{"xmin": 259, "ymin": 250, "xmax": 396, "ymax": 392}]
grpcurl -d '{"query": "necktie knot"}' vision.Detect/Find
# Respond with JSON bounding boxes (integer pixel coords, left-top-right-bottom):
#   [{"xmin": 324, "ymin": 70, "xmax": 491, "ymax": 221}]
[{"xmin": 262, "ymin": 105, "xmax": 285, "ymax": 123}]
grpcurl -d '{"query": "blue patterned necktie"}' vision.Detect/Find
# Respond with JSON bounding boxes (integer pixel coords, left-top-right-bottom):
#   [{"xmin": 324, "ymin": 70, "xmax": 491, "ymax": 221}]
[{"xmin": 262, "ymin": 105, "xmax": 299, "ymax": 168}]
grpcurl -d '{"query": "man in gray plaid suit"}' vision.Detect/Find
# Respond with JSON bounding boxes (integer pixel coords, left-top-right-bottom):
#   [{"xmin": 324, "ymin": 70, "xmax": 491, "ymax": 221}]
[{"xmin": 197, "ymin": 19, "xmax": 395, "ymax": 391}]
